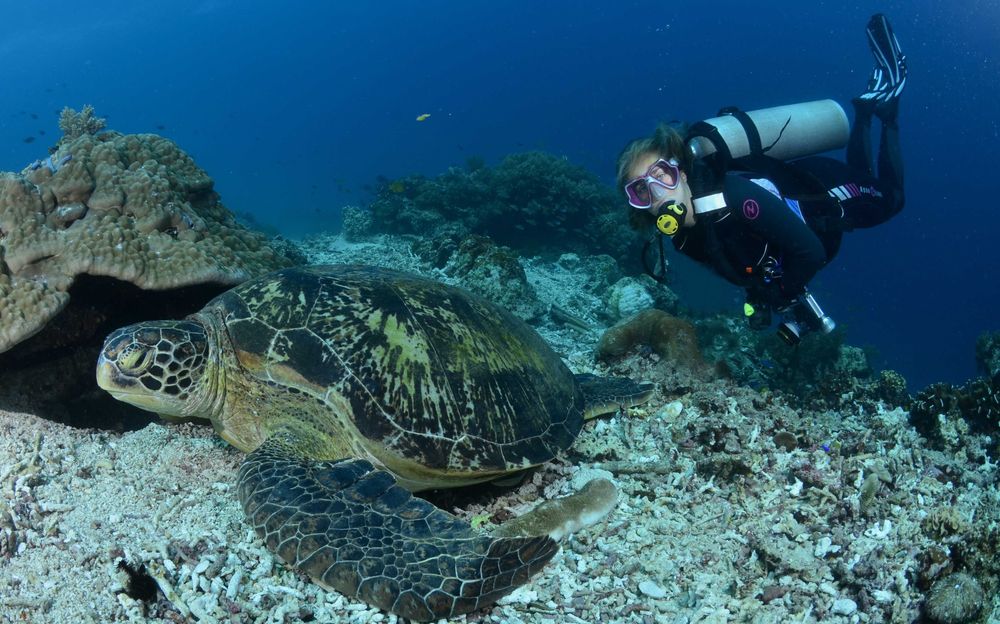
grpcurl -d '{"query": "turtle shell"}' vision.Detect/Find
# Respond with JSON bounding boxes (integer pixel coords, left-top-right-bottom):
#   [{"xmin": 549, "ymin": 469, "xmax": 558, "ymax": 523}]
[{"xmin": 205, "ymin": 265, "xmax": 584, "ymax": 473}]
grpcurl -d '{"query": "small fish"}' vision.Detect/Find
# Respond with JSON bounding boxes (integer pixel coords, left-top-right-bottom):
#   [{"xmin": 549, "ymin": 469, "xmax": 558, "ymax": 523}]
[
  {"xmin": 416, "ymin": 113, "xmax": 431, "ymax": 122},
  {"xmin": 22, "ymin": 136, "xmax": 35, "ymax": 143},
  {"xmin": 388, "ymin": 181, "xmax": 405, "ymax": 194}
]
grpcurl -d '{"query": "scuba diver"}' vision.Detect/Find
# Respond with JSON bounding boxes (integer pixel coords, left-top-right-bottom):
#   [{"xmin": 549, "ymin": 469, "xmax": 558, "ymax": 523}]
[{"xmin": 616, "ymin": 14, "xmax": 906, "ymax": 345}]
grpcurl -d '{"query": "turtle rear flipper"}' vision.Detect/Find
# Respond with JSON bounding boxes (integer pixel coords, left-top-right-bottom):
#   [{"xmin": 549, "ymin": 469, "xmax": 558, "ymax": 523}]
[
  {"xmin": 237, "ymin": 433, "xmax": 558, "ymax": 622},
  {"xmin": 575, "ymin": 373, "xmax": 656, "ymax": 419}
]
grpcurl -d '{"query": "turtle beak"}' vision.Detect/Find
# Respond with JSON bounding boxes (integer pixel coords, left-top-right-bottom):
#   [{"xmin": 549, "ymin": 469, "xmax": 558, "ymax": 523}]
[
  {"xmin": 96, "ymin": 354, "xmax": 158, "ymax": 411},
  {"xmin": 96, "ymin": 353, "xmax": 133, "ymax": 392}
]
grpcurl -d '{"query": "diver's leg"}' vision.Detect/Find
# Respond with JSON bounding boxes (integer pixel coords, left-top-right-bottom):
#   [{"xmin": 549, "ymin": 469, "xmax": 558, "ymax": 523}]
[
  {"xmin": 845, "ymin": 14, "xmax": 906, "ymax": 222},
  {"xmin": 877, "ymin": 113, "xmax": 904, "ymax": 218},
  {"xmin": 868, "ymin": 14, "xmax": 906, "ymax": 217},
  {"xmin": 847, "ymin": 99, "xmax": 875, "ymax": 176}
]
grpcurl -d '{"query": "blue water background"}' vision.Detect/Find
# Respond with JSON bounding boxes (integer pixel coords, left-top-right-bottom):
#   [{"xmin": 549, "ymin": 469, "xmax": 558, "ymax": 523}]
[{"xmin": 1, "ymin": 1, "xmax": 996, "ymax": 391}]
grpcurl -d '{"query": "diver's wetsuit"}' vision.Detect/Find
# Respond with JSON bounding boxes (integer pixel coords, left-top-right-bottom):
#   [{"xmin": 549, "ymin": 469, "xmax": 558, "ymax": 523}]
[{"xmin": 672, "ymin": 101, "xmax": 904, "ymax": 308}]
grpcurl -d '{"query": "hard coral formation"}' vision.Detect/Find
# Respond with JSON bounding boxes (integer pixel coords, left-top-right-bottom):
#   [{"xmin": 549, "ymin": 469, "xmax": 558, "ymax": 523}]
[
  {"xmin": 57, "ymin": 105, "xmax": 107, "ymax": 143},
  {"xmin": 925, "ymin": 572, "xmax": 984, "ymax": 624},
  {"xmin": 340, "ymin": 205, "xmax": 374, "ymax": 241},
  {"xmin": 876, "ymin": 369, "xmax": 910, "ymax": 407},
  {"xmin": 1, "ymin": 130, "xmax": 297, "ymax": 354},
  {"xmin": 364, "ymin": 151, "xmax": 642, "ymax": 263},
  {"xmin": 975, "ymin": 330, "xmax": 1000, "ymax": 377},
  {"xmin": 445, "ymin": 235, "xmax": 544, "ymax": 320},
  {"xmin": 910, "ymin": 373, "xmax": 1000, "ymax": 447},
  {"xmin": 596, "ymin": 309, "xmax": 704, "ymax": 370},
  {"xmin": 605, "ymin": 275, "xmax": 670, "ymax": 322},
  {"xmin": 921, "ymin": 506, "xmax": 969, "ymax": 540}
]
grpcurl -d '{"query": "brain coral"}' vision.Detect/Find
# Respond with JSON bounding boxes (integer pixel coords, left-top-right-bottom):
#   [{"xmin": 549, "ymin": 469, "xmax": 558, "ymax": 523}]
[{"xmin": 0, "ymin": 130, "xmax": 297, "ymax": 354}]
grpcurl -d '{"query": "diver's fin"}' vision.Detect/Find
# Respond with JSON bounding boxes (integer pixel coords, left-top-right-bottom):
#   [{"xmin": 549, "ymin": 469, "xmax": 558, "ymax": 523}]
[
  {"xmin": 857, "ymin": 68, "xmax": 887, "ymax": 102},
  {"xmin": 863, "ymin": 14, "xmax": 906, "ymax": 102}
]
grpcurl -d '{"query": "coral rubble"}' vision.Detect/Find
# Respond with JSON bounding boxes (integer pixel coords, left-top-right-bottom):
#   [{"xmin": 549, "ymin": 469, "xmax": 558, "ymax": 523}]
[{"xmin": 2, "ymin": 228, "xmax": 1000, "ymax": 622}]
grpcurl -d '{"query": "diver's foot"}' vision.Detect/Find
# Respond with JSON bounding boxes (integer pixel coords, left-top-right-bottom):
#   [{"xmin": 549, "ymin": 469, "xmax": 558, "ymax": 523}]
[{"xmin": 857, "ymin": 14, "xmax": 906, "ymax": 121}]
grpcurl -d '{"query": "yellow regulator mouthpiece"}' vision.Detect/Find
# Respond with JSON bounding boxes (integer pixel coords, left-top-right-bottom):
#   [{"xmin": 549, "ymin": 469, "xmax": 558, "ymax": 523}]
[
  {"xmin": 656, "ymin": 214, "xmax": 678, "ymax": 236},
  {"xmin": 655, "ymin": 202, "xmax": 686, "ymax": 236}
]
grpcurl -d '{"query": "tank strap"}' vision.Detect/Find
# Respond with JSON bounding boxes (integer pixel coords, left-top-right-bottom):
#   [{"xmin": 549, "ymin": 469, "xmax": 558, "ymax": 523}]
[
  {"xmin": 718, "ymin": 107, "xmax": 765, "ymax": 155},
  {"xmin": 685, "ymin": 119, "xmax": 732, "ymax": 190},
  {"xmin": 685, "ymin": 106, "xmax": 791, "ymax": 197}
]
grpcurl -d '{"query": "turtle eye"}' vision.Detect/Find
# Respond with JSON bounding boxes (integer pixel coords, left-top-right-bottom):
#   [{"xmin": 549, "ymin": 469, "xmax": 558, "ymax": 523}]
[{"xmin": 119, "ymin": 346, "xmax": 155, "ymax": 375}]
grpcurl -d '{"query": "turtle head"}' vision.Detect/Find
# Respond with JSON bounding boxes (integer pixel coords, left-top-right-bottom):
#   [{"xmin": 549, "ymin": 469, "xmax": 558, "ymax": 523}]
[{"xmin": 97, "ymin": 319, "xmax": 216, "ymax": 419}]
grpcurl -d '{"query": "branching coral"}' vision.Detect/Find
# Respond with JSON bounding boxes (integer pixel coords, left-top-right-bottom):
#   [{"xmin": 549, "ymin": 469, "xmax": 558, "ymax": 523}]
[{"xmin": 58, "ymin": 105, "xmax": 107, "ymax": 142}]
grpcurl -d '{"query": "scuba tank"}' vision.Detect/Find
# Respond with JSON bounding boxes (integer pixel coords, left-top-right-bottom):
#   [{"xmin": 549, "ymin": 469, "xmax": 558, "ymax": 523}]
[
  {"xmin": 679, "ymin": 100, "xmax": 850, "ymax": 221},
  {"xmin": 687, "ymin": 99, "xmax": 849, "ymax": 163}
]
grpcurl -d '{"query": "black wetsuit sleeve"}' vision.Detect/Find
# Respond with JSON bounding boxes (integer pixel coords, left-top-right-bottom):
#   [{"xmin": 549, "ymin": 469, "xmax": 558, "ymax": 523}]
[{"xmin": 724, "ymin": 176, "xmax": 827, "ymax": 300}]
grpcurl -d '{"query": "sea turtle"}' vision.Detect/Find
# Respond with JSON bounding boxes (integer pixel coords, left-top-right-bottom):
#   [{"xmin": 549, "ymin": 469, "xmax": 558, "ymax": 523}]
[{"xmin": 96, "ymin": 264, "xmax": 653, "ymax": 621}]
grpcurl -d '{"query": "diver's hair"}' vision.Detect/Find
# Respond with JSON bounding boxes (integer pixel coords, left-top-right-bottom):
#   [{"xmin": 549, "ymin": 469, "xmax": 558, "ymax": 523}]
[{"xmin": 616, "ymin": 122, "xmax": 693, "ymax": 229}]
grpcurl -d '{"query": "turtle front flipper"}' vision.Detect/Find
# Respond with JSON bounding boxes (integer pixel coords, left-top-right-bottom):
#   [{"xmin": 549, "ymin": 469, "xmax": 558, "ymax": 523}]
[
  {"xmin": 237, "ymin": 433, "xmax": 559, "ymax": 622},
  {"xmin": 574, "ymin": 373, "xmax": 656, "ymax": 419}
]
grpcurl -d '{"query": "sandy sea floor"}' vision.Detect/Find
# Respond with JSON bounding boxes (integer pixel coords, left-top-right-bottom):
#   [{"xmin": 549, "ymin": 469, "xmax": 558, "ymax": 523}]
[{"xmin": 1, "ymin": 234, "xmax": 997, "ymax": 623}]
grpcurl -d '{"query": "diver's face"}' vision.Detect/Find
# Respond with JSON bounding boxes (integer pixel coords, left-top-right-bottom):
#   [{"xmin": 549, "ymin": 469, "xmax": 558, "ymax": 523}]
[{"xmin": 627, "ymin": 152, "xmax": 695, "ymax": 225}]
